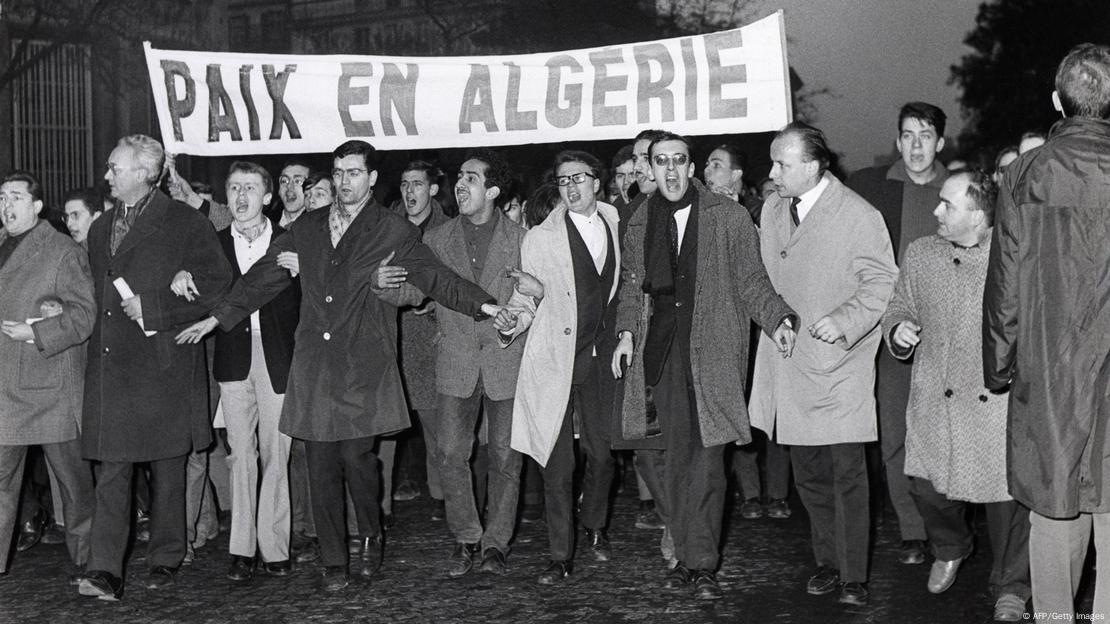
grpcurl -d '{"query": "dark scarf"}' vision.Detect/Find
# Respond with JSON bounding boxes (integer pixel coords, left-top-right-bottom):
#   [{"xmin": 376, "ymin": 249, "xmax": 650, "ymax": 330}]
[{"xmin": 642, "ymin": 183, "xmax": 697, "ymax": 296}]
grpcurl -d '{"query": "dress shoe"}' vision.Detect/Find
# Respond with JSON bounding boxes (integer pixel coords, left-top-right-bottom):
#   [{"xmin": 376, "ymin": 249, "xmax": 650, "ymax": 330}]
[
  {"xmin": 635, "ymin": 500, "xmax": 665, "ymax": 530},
  {"xmin": 993, "ymin": 593, "xmax": 1027, "ymax": 621},
  {"xmin": 135, "ymin": 510, "xmax": 151, "ymax": 542},
  {"xmin": 347, "ymin": 536, "xmax": 362, "ymax": 555},
  {"xmin": 899, "ymin": 539, "xmax": 927, "ymax": 565},
  {"xmin": 838, "ymin": 581, "xmax": 869, "ymax": 606},
  {"xmin": 927, "ymin": 555, "xmax": 964, "ymax": 594},
  {"xmin": 354, "ymin": 534, "xmax": 384, "ymax": 580},
  {"xmin": 663, "ymin": 562, "xmax": 693, "ymax": 589},
  {"xmin": 536, "ymin": 559, "xmax": 573, "ymax": 585},
  {"xmin": 294, "ymin": 538, "xmax": 320, "ymax": 564},
  {"xmin": 261, "ymin": 560, "xmax": 292, "ymax": 576},
  {"xmin": 392, "ymin": 479, "xmax": 420, "ymax": 501},
  {"xmin": 320, "ymin": 566, "xmax": 349, "ymax": 592},
  {"xmin": 142, "ymin": 565, "xmax": 177, "ymax": 589},
  {"xmin": 765, "ymin": 498, "xmax": 792, "ymax": 519},
  {"xmin": 16, "ymin": 509, "xmax": 48, "ymax": 552},
  {"xmin": 68, "ymin": 565, "xmax": 88, "ymax": 586},
  {"xmin": 692, "ymin": 569, "xmax": 724, "ymax": 600},
  {"xmin": 182, "ymin": 543, "xmax": 196, "ymax": 566},
  {"xmin": 478, "ymin": 547, "xmax": 508, "ymax": 575},
  {"xmin": 41, "ymin": 522, "xmax": 66, "ymax": 545},
  {"xmin": 739, "ymin": 497, "xmax": 764, "ymax": 520},
  {"xmin": 79, "ymin": 570, "xmax": 123, "ymax": 601},
  {"xmin": 430, "ymin": 499, "xmax": 447, "ymax": 521},
  {"xmin": 383, "ymin": 513, "xmax": 396, "ymax": 530},
  {"xmin": 520, "ymin": 502, "xmax": 542, "ymax": 524},
  {"xmin": 227, "ymin": 555, "xmax": 255, "ymax": 582},
  {"xmin": 446, "ymin": 542, "xmax": 480, "ymax": 578},
  {"xmin": 585, "ymin": 529, "xmax": 612, "ymax": 562},
  {"xmin": 806, "ymin": 565, "xmax": 840, "ymax": 595}
]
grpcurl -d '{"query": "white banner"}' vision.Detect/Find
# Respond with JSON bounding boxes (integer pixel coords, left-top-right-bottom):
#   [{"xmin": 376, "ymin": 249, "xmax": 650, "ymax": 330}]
[{"xmin": 144, "ymin": 11, "xmax": 791, "ymax": 156}]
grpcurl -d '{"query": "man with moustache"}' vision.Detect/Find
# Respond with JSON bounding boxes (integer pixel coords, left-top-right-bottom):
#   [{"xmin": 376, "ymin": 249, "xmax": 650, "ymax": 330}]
[
  {"xmin": 847, "ymin": 102, "xmax": 949, "ymax": 566},
  {"xmin": 611, "ymin": 132, "xmax": 796, "ymax": 600},
  {"xmin": 176, "ymin": 140, "xmax": 500, "ymax": 592},
  {"xmin": 62, "ymin": 188, "xmax": 103, "ymax": 249}
]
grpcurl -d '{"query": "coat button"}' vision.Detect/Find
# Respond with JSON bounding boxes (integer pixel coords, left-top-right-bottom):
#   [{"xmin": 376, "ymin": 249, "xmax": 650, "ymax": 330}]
[
  {"xmin": 104, "ymin": 309, "xmax": 111, "ymax": 317},
  {"xmin": 944, "ymin": 389, "xmax": 953, "ymax": 398},
  {"xmin": 102, "ymin": 347, "xmax": 110, "ymax": 354},
  {"xmin": 675, "ymin": 301, "xmax": 683, "ymax": 307},
  {"xmin": 979, "ymin": 394, "xmax": 988, "ymax": 402},
  {"xmin": 780, "ymin": 250, "xmax": 787, "ymax": 258},
  {"xmin": 323, "ymin": 332, "xmax": 331, "ymax": 341},
  {"xmin": 564, "ymin": 328, "xmax": 572, "ymax": 335},
  {"xmin": 106, "ymin": 269, "xmax": 114, "ymax": 277},
  {"xmin": 325, "ymin": 295, "xmax": 333, "ymax": 303},
  {"xmin": 953, "ymin": 258, "xmax": 961, "ymax": 266}
]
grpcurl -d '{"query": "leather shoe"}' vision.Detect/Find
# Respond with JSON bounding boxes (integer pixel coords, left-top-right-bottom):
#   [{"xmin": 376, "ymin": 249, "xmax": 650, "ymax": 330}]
[
  {"xmin": 16, "ymin": 508, "xmax": 48, "ymax": 552},
  {"xmin": 585, "ymin": 528, "xmax": 611, "ymax": 562},
  {"xmin": 142, "ymin": 565, "xmax": 176, "ymax": 589},
  {"xmin": 899, "ymin": 539, "xmax": 927, "ymax": 565},
  {"xmin": 994, "ymin": 593, "xmax": 1027, "ymax": 621},
  {"xmin": 692, "ymin": 569, "xmax": 724, "ymax": 600},
  {"xmin": 261, "ymin": 560, "xmax": 292, "ymax": 576},
  {"xmin": 927, "ymin": 555, "xmax": 964, "ymax": 594},
  {"xmin": 320, "ymin": 565, "xmax": 349, "ymax": 592},
  {"xmin": 838, "ymin": 581, "xmax": 869, "ymax": 606},
  {"xmin": 41, "ymin": 522, "xmax": 66, "ymax": 545},
  {"xmin": 536, "ymin": 559, "xmax": 573, "ymax": 585},
  {"xmin": 430, "ymin": 499, "xmax": 446, "ymax": 521},
  {"xmin": 478, "ymin": 548, "xmax": 507, "ymax": 575},
  {"xmin": 739, "ymin": 498, "xmax": 764, "ymax": 520},
  {"xmin": 806, "ymin": 565, "xmax": 839, "ymax": 595},
  {"xmin": 663, "ymin": 562, "xmax": 693, "ymax": 589},
  {"xmin": 294, "ymin": 538, "xmax": 320, "ymax": 564},
  {"xmin": 226, "ymin": 555, "xmax": 255, "ymax": 582},
  {"xmin": 765, "ymin": 498, "xmax": 792, "ymax": 519},
  {"xmin": 78, "ymin": 569, "xmax": 123, "ymax": 601},
  {"xmin": 635, "ymin": 501, "xmax": 665, "ymax": 530},
  {"xmin": 355, "ymin": 534, "xmax": 384, "ymax": 580},
  {"xmin": 446, "ymin": 542, "xmax": 480, "ymax": 578}
]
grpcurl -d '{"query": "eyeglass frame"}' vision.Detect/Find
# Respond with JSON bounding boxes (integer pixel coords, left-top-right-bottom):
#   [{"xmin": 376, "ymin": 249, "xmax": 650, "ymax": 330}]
[
  {"xmin": 555, "ymin": 171, "xmax": 597, "ymax": 186},
  {"xmin": 651, "ymin": 153, "xmax": 690, "ymax": 168}
]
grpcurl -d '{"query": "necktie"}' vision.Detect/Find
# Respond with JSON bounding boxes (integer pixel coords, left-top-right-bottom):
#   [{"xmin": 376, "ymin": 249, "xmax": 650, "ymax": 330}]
[
  {"xmin": 330, "ymin": 206, "xmax": 353, "ymax": 247},
  {"xmin": 111, "ymin": 205, "xmax": 139, "ymax": 255},
  {"xmin": 789, "ymin": 197, "xmax": 801, "ymax": 228},
  {"xmin": 667, "ymin": 211, "xmax": 679, "ymax": 272}
]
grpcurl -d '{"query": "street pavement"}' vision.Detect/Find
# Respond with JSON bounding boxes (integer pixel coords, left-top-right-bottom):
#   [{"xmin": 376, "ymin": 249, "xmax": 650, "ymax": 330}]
[{"xmin": 0, "ymin": 475, "xmax": 1096, "ymax": 623}]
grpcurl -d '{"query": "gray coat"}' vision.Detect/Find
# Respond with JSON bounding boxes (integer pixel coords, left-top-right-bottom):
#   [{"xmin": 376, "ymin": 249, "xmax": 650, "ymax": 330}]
[{"xmin": 0, "ymin": 221, "xmax": 95, "ymax": 445}]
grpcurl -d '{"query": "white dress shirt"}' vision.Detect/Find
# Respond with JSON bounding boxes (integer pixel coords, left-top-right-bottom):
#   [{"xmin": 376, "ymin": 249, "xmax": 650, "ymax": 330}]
[
  {"xmin": 795, "ymin": 176, "xmax": 830, "ymax": 223},
  {"xmin": 673, "ymin": 205, "xmax": 692, "ymax": 253},
  {"xmin": 567, "ymin": 208, "xmax": 608, "ymax": 273},
  {"xmin": 231, "ymin": 219, "xmax": 273, "ymax": 331}
]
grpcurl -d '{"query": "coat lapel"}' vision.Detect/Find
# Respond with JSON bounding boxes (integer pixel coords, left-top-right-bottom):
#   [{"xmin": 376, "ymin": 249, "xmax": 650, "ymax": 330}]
[
  {"xmin": 479, "ymin": 214, "xmax": 515, "ymax": 293},
  {"xmin": 0, "ymin": 220, "xmax": 48, "ymax": 279},
  {"xmin": 444, "ymin": 218, "xmax": 476, "ymax": 283}
]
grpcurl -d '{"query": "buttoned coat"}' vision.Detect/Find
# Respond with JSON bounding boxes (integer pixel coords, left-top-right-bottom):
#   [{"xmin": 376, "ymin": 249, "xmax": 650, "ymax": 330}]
[
  {"xmin": 750, "ymin": 173, "xmax": 897, "ymax": 446},
  {"xmin": 424, "ymin": 213, "xmax": 526, "ymax": 401},
  {"xmin": 212, "ymin": 201, "xmax": 493, "ymax": 442},
  {"xmin": 507, "ymin": 202, "xmax": 621, "ymax": 466},
  {"xmin": 616, "ymin": 180, "xmax": 795, "ymax": 448},
  {"xmin": 83, "ymin": 190, "xmax": 232, "ymax": 461},
  {"xmin": 882, "ymin": 235, "xmax": 1009, "ymax": 503},
  {"xmin": 0, "ymin": 221, "xmax": 95, "ymax": 445}
]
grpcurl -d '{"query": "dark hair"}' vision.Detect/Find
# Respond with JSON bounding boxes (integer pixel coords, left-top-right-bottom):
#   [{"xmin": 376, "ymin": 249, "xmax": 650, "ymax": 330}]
[
  {"xmin": 775, "ymin": 122, "xmax": 831, "ymax": 173},
  {"xmin": 898, "ymin": 102, "xmax": 947, "ymax": 138},
  {"xmin": 503, "ymin": 176, "xmax": 526, "ymax": 204},
  {"xmin": 552, "ymin": 149, "xmax": 603, "ymax": 179},
  {"xmin": 464, "ymin": 148, "xmax": 513, "ymax": 203},
  {"xmin": 332, "ymin": 140, "xmax": 380, "ymax": 172},
  {"xmin": 301, "ymin": 171, "xmax": 334, "ymax": 194},
  {"xmin": 525, "ymin": 181, "xmax": 560, "ymax": 228},
  {"xmin": 190, "ymin": 181, "xmax": 212, "ymax": 196},
  {"xmin": 63, "ymin": 187, "xmax": 103, "ymax": 214},
  {"xmin": 227, "ymin": 160, "xmax": 274, "ymax": 194},
  {"xmin": 647, "ymin": 131, "xmax": 694, "ymax": 160},
  {"xmin": 952, "ymin": 168, "xmax": 998, "ymax": 226},
  {"xmin": 280, "ymin": 159, "xmax": 313, "ymax": 175},
  {"xmin": 2, "ymin": 171, "xmax": 44, "ymax": 202},
  {"xmin": 401, "ymin": 159, "xmax": 442, "ymax": 185},
  {"xmin": 610, "ymin": 144, "xmax": 634, "ymax": 169},
  {"xmin": 711, "ymin": 143, "xmax": 748, "ymax": 172},
  {"xmin": 635, "ymin": 129, "xmax": 668, "ymax": 143},
  {"xmin": 1055, "ymin": 43, "xmax": 1110, "ymax": 119}
]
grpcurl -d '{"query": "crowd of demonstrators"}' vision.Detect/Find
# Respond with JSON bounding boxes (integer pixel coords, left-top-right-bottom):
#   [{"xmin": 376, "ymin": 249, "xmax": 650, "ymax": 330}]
[{"xmin": 1, "ymin": 41, "xmax": 1108, "ymax": 621}]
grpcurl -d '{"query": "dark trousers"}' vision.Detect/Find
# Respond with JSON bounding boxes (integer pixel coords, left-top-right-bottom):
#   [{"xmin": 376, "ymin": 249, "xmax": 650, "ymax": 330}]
[
  {"xmin": 910, "ymin": 476, "xmax": 1031, "ymax": 599},
  {"xmin": 542, "ymin": 357, "xmax": 614, "ymax": 561},
  {"xmin": 877, "ymin": 351, "xmax": 926, "ymax": 541},
  {"xmin": 732, "ymin": 428, "xmax": 791, "ymax": 501},
  {"xmin": 303, "ymin": 437, "xmax": 380, "ymax": 568},
  {"xmin": 634, "ymin": 448, "xmax": 668, "ymax": 524},
  {"xmin": 88, "ymin": 454, "xmax": 187, "ymax": 576},
  {"xmin": 653, "ymin": 346, "xmax": 726, "ymax": 570},
  {"xmin": 792, "ymin": 442, "xmax": 870, "ymax": 582}
]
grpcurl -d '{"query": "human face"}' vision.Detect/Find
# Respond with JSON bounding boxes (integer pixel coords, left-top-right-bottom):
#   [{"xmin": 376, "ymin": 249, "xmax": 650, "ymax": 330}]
[
  {"xmin": 226, "ymin": 171, "xmax": 271, "ymax": 226},
  {"xmin": 896, "ymin": 117, "xmax": 945, "ymax": 182},
  {"xmin": 454, "ymin": 158, "xmax": 497, "ymax": 222},
  {"xmin": 331, "ymin": 155, "xmax": 377, "ymax": 208},
  {"xmin": 400, "ymin": 170, "xmax": 438, "ymax": 219},
  {"xmin": 503, "ymin": 197, "xmax": 523, "ymax": 224},
  {"xmin": 703, "ymin": 148, "xmax": 742, "ymax": 196},
  {"xmin": 649, "ymin": 140, "xmax": 694, "ymax": 202},
  {"xmin": 0, "ymin": 181, "xmax": 42, "ymax": 236},
  {"xmin": 613, "ymin": 159, "xmax": 634, "ymax": 201},
  {"xmin": 63, "ymin": 199, "xmax": 97, "ymax": 243},
  {"xmin": 632, "ymin": 138, "xmax": 657, "ymax": 193},
  {"xmin": 305, "ymin": 179, "xmax": 334, "ymax": 211},
  {"xmin": 278, "ymin": 164, "xmax": 310, "ymax": 213},
  {"xmin": 933, "ymin": 175, "xmax": 982, "ymax": 245},
  {"xmin": 759, "ymin": 179, "xmax": 777, "ymax": 201},
  {"xmin": 104, "ymin": 146, "xmax": 149, "ymax": 205},
  {"xmin": 768, "ymin": 135, "xmax": 820, "ymax": 198},
  {"xmin": 556, "ymin": 161, "xmax": 600, "ymax": 215}
]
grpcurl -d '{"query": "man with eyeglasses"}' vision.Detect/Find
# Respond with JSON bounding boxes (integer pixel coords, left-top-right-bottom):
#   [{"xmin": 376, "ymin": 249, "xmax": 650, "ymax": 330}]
[
  {"xmin": 175, "ymin": 139, "xmax": 501, "ymax": 593},
  {"xmin": 612, "ymin": 131, "xmax": 797, "ymax": 600},
  {"xmin": 275, "ymin": 161, "xmax": 311, "ymax": 226},
  {"xmin": 500, "ymin": 150, "xmax": 621, "ymax": 585}
]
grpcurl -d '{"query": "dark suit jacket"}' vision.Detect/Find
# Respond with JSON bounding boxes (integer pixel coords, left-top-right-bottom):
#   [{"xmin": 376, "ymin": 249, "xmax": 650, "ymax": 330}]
[{"xmin": 213, "ymin": 222, "xmax": 300, "ymax": 393}]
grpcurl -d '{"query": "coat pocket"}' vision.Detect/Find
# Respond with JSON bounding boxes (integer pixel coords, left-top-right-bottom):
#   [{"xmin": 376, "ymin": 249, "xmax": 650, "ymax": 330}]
[{"xmin": 19, "ymin": 346, "xmax": 62, "ymax": 390}]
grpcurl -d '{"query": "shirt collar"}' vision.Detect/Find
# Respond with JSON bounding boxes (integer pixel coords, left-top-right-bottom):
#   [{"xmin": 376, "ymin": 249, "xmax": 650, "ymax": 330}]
[
  {"xmin": 797, "ymin": 175, "xmax": 829, "ymax": 211},
  {"xmin": 567, "ymin": 207, "xmax": 601, "ymax": 227},
  {"xmin": 230, "ymin": 218, "xmax": 271, "ymax": 242},
  {"xmin": 886, "ymin": 159, "xmax": 948, "ymax": 188}
]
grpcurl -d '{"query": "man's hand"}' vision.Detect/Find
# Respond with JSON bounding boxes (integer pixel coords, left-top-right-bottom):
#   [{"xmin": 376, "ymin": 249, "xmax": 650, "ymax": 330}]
[
  {"xmin": 808, "ymin": 315, "xmax": 844, "ymax": 344},
  {"xmin": 492, "ymin": 308, "xmax": 518, "ymax": 334},
  {"xmin": 174, "ymin": 317, "xmax": 220, "ymax": 345},
  {"xmin": 167, "ymin": 164, "xmax": 204, "ymax": 209},
  {"xmin": 892, "ymin": 321, "xmax": 922, "ymax": 350},
  {"xmin": 371, "ymin": 251, "xmax": 407, "ymax": 289},
  {"xmin": 611, "ymin": 332, "xmax": 634, "ymax": 379},
  {"xmin": 276, "ymin": 251, "xmax": 300, "ymax": 277},
  {"xmin": 1, "ymin": 320, "xmax": 34, "ymax": 342},
  {"xmin": 772, "ymin": 321, "xmax": 797, "ymax": 358},
  {"xmin": 170, "ymin": 270, "xmax": 200, "ymax": 301},
  {"xmin": 121, "ymin": 295, "xmax": 143, "ymax": 322},
  {"xmin": 413, "ymin": 301, "xmax": 436, "ymax": 316},
  {"xmin": 506, "ymin": 268, "xmax": 544, "ymax": 300},
  {"xmin": 480, "ymin": 303, "xmax": 503, "ymax": 318}
]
